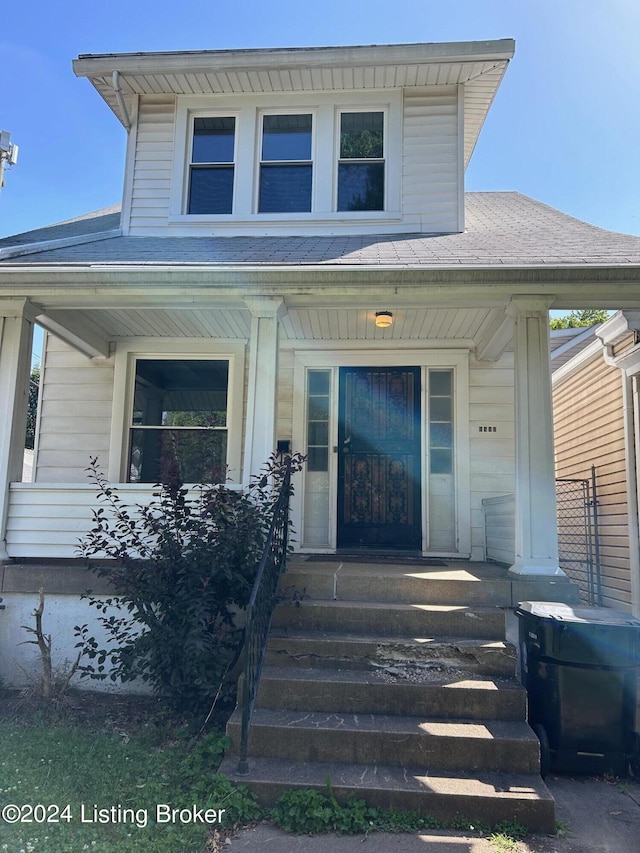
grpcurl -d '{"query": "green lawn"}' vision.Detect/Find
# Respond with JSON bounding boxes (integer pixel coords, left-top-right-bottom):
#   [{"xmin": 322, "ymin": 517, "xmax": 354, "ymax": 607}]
[{"xmin": 0, "ymin": 693, "xmax": 255, "ymax": 853}]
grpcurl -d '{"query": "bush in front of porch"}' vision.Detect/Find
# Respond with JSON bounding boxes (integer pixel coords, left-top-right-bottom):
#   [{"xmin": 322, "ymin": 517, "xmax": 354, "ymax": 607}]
[{"xmin": 75, "ymin": 454, "xmax": 293, "ymax": 720}]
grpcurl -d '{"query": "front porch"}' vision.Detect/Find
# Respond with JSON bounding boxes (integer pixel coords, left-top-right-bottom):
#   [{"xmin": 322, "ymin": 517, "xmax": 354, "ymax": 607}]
[{"xmin": 1, "ymin": 293, "xmax": 567, "ymax": 577}]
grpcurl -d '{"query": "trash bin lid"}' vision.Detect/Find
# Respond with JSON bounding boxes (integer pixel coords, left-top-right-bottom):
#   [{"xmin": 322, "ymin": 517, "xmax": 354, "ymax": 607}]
[{"xmin": 517, "ymin": 601, "xmax": 640, "ymax": 628}]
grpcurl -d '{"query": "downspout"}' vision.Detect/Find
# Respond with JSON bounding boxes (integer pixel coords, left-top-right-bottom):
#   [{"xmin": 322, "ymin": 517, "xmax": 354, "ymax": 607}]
[
  {"xmin": 112, "ymin": 71, "xmax": 131, "ymax": 131},
  {"xmin": 603, "ymin": 343, "xmax": 640, "ymax": 616}
]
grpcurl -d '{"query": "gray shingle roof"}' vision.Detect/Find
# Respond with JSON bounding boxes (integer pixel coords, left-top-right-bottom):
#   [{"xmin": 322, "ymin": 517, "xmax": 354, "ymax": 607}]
[
  {"xmin": 2, "ymin": 193, "xmax": 640, "ymax": 267},
  {"xmin": 0, "ymin": 205, "xmax": 121, "ymax": 250}
]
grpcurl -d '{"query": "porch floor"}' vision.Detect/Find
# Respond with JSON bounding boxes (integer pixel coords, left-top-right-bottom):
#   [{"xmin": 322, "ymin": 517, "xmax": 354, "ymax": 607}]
[{"xmin": 283, "ymin": 557, "xmax": 580, "ymax": 609}]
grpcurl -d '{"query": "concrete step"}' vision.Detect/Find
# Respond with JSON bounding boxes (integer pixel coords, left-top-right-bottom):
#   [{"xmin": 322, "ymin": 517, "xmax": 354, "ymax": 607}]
[
  {"xmin": 272, "ymin": 600, "xmax": 506, "ymax": 640},
  {"xmin": 265, "ymin": 630, "xmax": 517, "ymax": 676},
  {"xmin": 226, "ymin": 707, "xmax": 540, "ymax": 774},
  {"xmin": 217, "ymin": 755, "xmax": 556, "ymax": 833},
  {"xmin": 280, "ymin": 559, "xmax": 580, "ymax": 607},
  {"xmin": 256, "ymin": 666, "xmax": 526, "ymax": 720}
]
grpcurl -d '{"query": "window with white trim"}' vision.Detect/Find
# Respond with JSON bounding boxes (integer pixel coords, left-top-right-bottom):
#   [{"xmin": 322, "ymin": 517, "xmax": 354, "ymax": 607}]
[
  {"xmin": 258, "ymin": 113, "xmax": 313, "ymax": 213},
  {"xmin": 128, "ymin": 359, "xmax": 229, "ymax": 483},
  {"xmin": 187, "ymin": 117, "xmax": 236, "ymax": 214},
  {"xmin": 171, "ymin": 92, "xmax": 400, "ymax": 224},
  {"xmin": 337, "ymin": 111, "xmax": 385, "ymax": 211}
]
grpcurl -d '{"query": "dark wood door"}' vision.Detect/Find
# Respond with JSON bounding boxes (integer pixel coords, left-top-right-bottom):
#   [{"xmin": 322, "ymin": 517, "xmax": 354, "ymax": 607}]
[{"xmin": 337, "ymin": 366, "xmax": 421, "ymax": 549}]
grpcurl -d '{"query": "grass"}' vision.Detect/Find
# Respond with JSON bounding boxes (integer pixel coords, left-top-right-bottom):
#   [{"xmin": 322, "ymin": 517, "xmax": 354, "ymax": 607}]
[
  {"xmin": 0, "ymin": 691, "xmax": 258, "ymax": 852},
  {"xmin": 0, "ymin": 689, "xmax": 535, "ymax": 851}
]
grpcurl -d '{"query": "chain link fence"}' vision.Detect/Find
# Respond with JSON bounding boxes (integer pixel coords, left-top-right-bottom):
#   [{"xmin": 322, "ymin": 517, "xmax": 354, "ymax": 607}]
[{"xmin": 556, "ymin": 466, "xmax": 601, "ymax": 605}]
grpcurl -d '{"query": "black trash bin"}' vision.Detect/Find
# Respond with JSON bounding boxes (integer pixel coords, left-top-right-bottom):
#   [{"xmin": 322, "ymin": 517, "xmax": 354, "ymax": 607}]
[{"xmin": 516, "ymin": 601, "xmax": 640, "ymax": 777}]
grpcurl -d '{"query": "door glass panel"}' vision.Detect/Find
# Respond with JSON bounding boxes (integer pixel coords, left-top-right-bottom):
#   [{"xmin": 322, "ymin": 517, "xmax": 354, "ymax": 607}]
[
  {"xmin": 428, "ymin": 369, "xmax": 455, "ymax": 550},
  {"xmin": 304, "ymin": 369, "xmax": 331, "ymax": 546}
]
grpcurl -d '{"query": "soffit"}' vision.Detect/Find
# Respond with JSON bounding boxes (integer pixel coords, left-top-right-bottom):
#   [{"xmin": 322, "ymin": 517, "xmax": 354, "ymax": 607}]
[
  {"xmin": 74, "ymin": 40, "xmax": 514, "ymax": 169},
  {"xmin": 42, "ymin": 305, "xmax": 504, "ymax": 347}
]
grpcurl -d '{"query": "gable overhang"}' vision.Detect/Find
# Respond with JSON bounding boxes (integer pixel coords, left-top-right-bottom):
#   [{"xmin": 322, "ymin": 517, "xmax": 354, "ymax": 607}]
[{"xmin": 73, "ymin": 39, "xmax": 515, "ymax": 168}]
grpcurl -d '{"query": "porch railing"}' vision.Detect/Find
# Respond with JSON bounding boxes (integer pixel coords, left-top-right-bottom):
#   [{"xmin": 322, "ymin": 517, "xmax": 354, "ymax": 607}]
[{"xmin": 236, "ymin": 456, "xmax": 293, "ymax": 775}]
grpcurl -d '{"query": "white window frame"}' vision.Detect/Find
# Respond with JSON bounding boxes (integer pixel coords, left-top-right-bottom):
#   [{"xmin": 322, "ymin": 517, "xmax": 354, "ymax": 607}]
[
  {"xmin": 108, "ymin": 339, "xmax": 245, "ymax": 485},
  {"xmin": 256, "ymin": 109, "xmax": 316, "ymax": 214},
  {"xmin": 180, "ymin": 109, "xmax": 240, "ymax": 218},
  {"xmin": 169, "ymin": 91, "xmax": 402, "ymax": 231},
  {"xmin": 335, "ymin": 108, "xmax": 387, "ymax": 213},
  {"xmin": 185, "ymin": 112, "xmax": 238, "ymax": 216}
]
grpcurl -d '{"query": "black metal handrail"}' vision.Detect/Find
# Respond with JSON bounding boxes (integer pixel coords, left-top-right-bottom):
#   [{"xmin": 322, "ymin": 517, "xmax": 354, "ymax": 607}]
[{"xmin": 236, "ymin": 456, "xmax": 293, "ymax": 775}]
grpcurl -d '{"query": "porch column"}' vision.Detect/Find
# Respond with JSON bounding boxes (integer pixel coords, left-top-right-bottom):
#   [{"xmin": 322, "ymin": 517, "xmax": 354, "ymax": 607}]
[
  {"xmin": 242, "ymin": 297, "xmax": 286, "ymax": 483},
  {"xmin": 0, "ymin": 300, "xmax": 35, "ymax": 560},
  {"xmin": 507, "ymin": 296, "xmax": 563, "ymax": 576}
]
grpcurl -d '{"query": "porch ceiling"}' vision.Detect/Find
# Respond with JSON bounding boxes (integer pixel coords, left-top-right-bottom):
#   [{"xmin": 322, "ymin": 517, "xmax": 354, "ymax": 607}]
[{"xmin": 36, "ymin": 305, "xmax": 512, "ymax": 358}]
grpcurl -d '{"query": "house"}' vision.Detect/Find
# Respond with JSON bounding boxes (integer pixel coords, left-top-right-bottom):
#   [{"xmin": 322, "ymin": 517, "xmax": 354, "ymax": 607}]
[
  {"xmin": 551, "ymin": 312, "xmax": 640, "ymax": 615},
  {"xmin": 2, "ymin": 38, "xmax": 639, "ymax": 572},
  {"xmin": 2, "ymin": 39, "xmax": 640, "ymax": 825}
]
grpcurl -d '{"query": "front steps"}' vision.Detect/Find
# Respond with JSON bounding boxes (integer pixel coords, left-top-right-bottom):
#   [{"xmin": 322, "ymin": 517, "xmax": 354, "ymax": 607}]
[{"xmin": 221, "ymin": 559, "xmax": 579, "ymax": 833}]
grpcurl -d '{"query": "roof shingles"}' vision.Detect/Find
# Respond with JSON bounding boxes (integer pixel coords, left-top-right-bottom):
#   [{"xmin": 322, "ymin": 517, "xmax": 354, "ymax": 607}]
[{"xmin": 2, "ymin": 193, "xmax": 640, "ymax": 267}]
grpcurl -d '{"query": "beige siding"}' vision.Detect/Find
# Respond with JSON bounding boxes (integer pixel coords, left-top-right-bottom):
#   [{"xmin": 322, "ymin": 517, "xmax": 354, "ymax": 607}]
[
  {"xmin": 553, "ymin": 346, "xmax": 631, "ymax": 610},
  {"xmin": 128, "ymin": 95, "xmax": 176, "ymax": 233},
  {"xmin": 277, "ymin": 348, "xmax": 294, "ymax": 445},
  {"xmin": 402, "ymin": 89, "xmax": 459, "ymax": 232},
  {"xmin": 469, "ymin": 353, "xmax": 515, "ymax": 558},
  {"xmin": 35, "ymin": 337, "xmax": 114, "ymax": 483}
]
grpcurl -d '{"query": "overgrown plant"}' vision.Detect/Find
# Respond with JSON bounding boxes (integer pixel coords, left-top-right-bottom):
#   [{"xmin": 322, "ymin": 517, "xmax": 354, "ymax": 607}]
[{"xmin": 75, "ymin": 452, "xmax": 304, "ymax": 716}]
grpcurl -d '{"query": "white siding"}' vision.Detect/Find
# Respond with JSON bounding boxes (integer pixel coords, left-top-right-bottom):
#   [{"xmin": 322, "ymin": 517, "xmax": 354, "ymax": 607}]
[
  {"xmin": 402, "ymin": 88, "xmax": 459, "ymax": 233},
  {"xmin": 128, "ymin": 95, "xmax": 176, "ymax": 233},
  {"xmin": 35, "ymin": 337, "xmax": 114, "ymax": 483},
  {"xmin": 5, "ymin": 484, "xmax": 242, "ymax": 559},
  {"xmin": 468, "ymin": 352, "xmax": 515, "ymax": 558},
  {"xmin": 6, "ymin": 484, "xmax": 147, "ymax": 558},
  {"xmin": 126, "ymin": 89, "xmax": 461, "ymax": 236},
  {"xmin": 483, "ymin": 494, "xmax": 515, "ymax": 564}
]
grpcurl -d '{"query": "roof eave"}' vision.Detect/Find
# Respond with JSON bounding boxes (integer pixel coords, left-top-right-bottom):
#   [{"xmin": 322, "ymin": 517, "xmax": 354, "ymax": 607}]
[{"xmin": 73, "ymin": 40, "xmax": 515, "ymax": 77}]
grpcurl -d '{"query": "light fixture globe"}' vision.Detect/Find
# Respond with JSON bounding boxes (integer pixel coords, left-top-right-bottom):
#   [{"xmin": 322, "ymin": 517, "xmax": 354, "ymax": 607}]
[{"xmin": 375, "ymin": 310, "xmax": 393, "ymax": 329}]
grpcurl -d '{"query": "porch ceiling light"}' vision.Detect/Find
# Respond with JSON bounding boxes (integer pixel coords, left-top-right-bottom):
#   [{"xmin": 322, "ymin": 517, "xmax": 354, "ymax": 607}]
[{"xmin": 375, "ymin": 310, "xmax": 393, "ymax": 329}]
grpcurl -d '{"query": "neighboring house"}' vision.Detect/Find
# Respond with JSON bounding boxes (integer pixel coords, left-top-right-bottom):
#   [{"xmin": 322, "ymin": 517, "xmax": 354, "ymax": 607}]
[
  {"xmin": 551, "ymin": 312, "xmax": 640, "ymax": 615},
  {"xmin": 1, "ymin": 38, "xmax": 640, "ymax": 589}
]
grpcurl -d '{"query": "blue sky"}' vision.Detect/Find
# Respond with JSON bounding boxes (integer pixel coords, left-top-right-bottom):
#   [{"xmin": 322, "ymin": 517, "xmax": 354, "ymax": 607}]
[{"xmin": 1, "ymin": 0, "xmax": 639, "ymax": 239}]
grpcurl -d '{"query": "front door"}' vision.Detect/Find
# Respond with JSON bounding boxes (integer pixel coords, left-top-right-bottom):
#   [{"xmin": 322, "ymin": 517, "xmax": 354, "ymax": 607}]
[{"xmin": 337, "ymin": 366, "xmax": 421, "ymax": 549}]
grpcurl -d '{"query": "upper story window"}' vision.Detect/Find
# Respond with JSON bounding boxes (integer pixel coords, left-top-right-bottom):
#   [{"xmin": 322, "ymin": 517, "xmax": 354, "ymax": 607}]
[
  {"xmin": 337, "ymin": 111, "xmax": 384, "ymax": 212},
  {"xmin": 187, "ymin": 117, "xmax": 236, "ymax": 214},
  {"xmin": 259, "ymin": 114, "xmax": 313, "ymax": 213},
  {"xmin": 171, "ymin": 92, "xmax": 401, "ymax": 228}
]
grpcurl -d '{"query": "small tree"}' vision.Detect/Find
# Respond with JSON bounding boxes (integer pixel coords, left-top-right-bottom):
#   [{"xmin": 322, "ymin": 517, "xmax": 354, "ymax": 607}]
[
  {"xmin": 25, "ymin": 366, "xmax": 40, "ymax": 450},
  {"xmin": 550, "ymin": 309, "xmax": 610, "ymax": 330},
  {"xmin": 76, "ymin": 453, "xmax": 304, "ymax": 717}
]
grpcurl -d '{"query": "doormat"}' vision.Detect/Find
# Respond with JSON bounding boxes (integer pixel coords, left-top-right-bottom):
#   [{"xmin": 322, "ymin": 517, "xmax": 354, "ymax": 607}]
[{"xmin": 301, "ymin": 554, "xmax": 448, "ymax": 566}]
